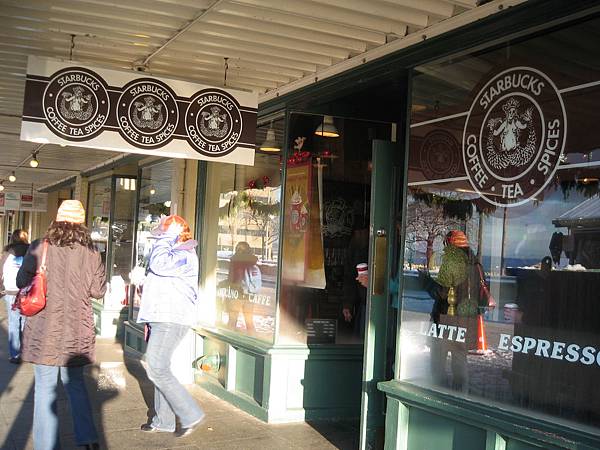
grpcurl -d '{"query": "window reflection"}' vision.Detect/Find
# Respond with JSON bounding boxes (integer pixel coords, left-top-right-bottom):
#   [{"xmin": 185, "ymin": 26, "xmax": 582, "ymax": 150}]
[
  {"xmin": 400, "ymin": 16, "xmax": 600, "ymax": 428},
  {"xmin": 278, "ymin": 113, "xmax": 391, "ymax": 345},
  {"xmin": 201, "ymin": 118, "xmax": 283, "ymax": 343}
]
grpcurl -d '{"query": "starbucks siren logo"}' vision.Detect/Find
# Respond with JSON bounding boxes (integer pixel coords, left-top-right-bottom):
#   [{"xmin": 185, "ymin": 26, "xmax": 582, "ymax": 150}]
[
  {"xmin": 117, "ymin": 79, "xmax": 178, "ymax": 148},
  {"xmin": 420, "ymin": 129, "xmax": 460, "ymax": 180},
  {"xmin": 185, "ymin": 89, "xmax": 242, "ymax": 157},
  {"xmin": 42, "ymin": 67, "xmax": 109, "ymax": 141},
  {"xmin": 462, "ymin": 67, "xmax": 567, "ymax": 207}
]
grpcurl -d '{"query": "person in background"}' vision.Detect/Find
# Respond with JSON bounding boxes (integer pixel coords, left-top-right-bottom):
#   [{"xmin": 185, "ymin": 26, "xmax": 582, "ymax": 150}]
[
  {"xmin": 17, "ymin": 200, "xmax": 106, "ymax": 450},
  {"xmin": 226, "ymin": 241, "xmax": 262, "ymax": 332},
  {"xmin": 342, "ymin": 221, "xmax": 370, "ymax": 337},
  {"xmin": 420, "ymin": 230, "xmax": 483, "ymax": 391},
  {"xmin": 0, "ymin": 229, "xmax": 30, "ymax": 363},
  {"xmin": 137, "ymin": 215, "xmax": 204, "ymax": 438}
]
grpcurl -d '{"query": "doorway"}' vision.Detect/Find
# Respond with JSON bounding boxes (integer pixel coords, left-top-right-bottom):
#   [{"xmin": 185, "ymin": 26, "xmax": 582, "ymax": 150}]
[{"xmin": 275, "ymin": 113, "xmax": 402, "ymax": 448}]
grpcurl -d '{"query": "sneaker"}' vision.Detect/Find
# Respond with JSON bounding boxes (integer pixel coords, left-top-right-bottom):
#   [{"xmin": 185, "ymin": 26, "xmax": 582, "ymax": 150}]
[
  {"xmin": 174, "ymin": 414, "xmax": 205, "ymax": 438},
  {"xmin": 9, "ymin": 357, "xmax": 21, "ymax": 364},
  {"xmin": 140, "ymin": 424, "xmax": 172, "ymax": 433}
]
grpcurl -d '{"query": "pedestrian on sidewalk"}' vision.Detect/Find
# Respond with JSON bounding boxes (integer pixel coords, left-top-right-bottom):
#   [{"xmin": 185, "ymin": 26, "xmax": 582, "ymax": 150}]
[
  {"xmin": 0, "ymin": 229, "xmax": 29, "ymax": 363},
  {"xmin": 137, "ymin": 214, "xmax": 205, "ymax": 437},
  {"xmin": 17, "ymin": 200, "xmax": 106, "ymax": 450}
]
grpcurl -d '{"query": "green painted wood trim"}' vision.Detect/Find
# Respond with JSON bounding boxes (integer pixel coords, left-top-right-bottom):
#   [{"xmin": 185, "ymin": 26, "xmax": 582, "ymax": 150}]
[
  {"xmin": 378, "ymin": 381, "xmax": 600, "ymax": 449},
  {"xmin": 197, "ymin": 376, "xmax": 269, "ymax": 421},
  {"xmin": 259, "ymin": 1, "xmax": 600, "ymax": 115},
  {"xmin": 123, "ymin": 321, "xmax": 145, "ymax": 357},
  {"xmin": 486, "ymin": 430, "xmax": 507, "ymax": 450},
  {"xmin": 194, "ymin": 327, "xmax": 364, "ymax": 357}
]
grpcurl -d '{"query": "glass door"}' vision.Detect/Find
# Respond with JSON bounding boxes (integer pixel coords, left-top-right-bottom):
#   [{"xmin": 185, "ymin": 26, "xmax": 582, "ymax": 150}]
[
  {"xmin": 88, "ymin": 177, "xmax": 112, "ymax": 278},
  {"xmin": 360, "ymin": 140, "xmax": 399, "ymax": 450},
  {"xmin": 105, "ymin": 176, "xmax": 137, "ymax": 309},
  {"xmin": 130, "ymin": 160, "xmax": 173, "ymax": 323}
]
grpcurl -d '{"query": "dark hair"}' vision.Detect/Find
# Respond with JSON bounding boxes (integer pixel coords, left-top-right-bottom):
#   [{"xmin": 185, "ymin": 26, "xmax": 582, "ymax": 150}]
[
  {"xmin": 10, "ymin": 229, "xmax": 28, "ymax": 245},
  {"xmin": 44, "ymin": 221, "xmax": 95, "ymax": 250},
  {"xmin": 3, "ymin": 229, "xmax": 29, "ymax": 252}
]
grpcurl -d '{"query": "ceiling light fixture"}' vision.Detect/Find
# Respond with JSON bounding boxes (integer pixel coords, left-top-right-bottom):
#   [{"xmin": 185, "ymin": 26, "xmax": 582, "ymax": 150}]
[
  {"xmin": 150, "ymin": 186, "xmax": 156, "ymax": 195},
  {"xmin": 8, "ymin": 171, "xmax": 16, "ymax": 182},
  {"xmin": 259, "ymin": 122, "xmax": 280, "ymax": 152},
  {"xmin": 314, "ymin": 115, "xmax": 339, "ymax": 138},
  {"xmin": 0, "ymin": 182, "xmax": 4, "ymax": 192},
  {"xmin": 30, "ymin": 153, "xmax": 39, "ymax": 168}
]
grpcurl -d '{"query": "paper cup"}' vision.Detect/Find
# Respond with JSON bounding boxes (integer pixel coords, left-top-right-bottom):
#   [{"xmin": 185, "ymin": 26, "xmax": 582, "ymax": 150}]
[
  {"xmin": 503, "ymin": 303, "xmax": 519, "ymax": 323},
  {"xmin": 356, "ymin": 263, "xmax": 368, "ymax": 276}
]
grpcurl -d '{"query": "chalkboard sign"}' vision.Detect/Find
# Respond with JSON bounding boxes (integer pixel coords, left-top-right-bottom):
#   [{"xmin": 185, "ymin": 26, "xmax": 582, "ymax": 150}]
[{"xmin": 305, "ymin": 319, "xmax": 337, "ymax": 344}]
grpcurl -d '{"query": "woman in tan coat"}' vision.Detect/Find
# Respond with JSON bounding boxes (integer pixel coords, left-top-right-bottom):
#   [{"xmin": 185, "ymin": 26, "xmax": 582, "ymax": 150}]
[{"xmin": 17, "ymin": 200, "xmax": 106, "ymax": 450}]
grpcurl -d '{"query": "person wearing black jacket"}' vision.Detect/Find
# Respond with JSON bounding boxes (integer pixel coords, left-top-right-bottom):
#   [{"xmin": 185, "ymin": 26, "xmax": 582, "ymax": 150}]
[
  {"xmin": 0, "ymin": 229, "xmax": 29, "ymax": 363},
  {"xmin": 342, "ymin": 226, "xmax": 369, "ymax": 337}
]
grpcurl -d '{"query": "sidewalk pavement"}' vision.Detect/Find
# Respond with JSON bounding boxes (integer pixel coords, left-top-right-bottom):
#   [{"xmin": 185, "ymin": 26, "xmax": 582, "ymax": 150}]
[{"xmin": 0, "ymin": 307, "xmax": 358, "ymax": 449}]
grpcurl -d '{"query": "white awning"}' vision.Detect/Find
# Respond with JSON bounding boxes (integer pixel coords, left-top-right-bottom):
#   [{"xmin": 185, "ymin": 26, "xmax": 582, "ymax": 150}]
[{"xmin": 0, "ymin": 0, "xmax": 525, "ymax": 189}]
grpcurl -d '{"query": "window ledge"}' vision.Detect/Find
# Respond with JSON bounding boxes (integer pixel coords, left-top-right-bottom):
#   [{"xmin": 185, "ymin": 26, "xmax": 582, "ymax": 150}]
[{"xmin": 378, "ymin": 380, "xmax": 600, "ymax": 449}]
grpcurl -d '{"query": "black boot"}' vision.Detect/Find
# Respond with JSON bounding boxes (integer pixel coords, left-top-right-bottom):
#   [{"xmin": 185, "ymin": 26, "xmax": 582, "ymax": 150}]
[{"xmin": 80, "ymin": 443, "xmax": 100, "ymax": 450}]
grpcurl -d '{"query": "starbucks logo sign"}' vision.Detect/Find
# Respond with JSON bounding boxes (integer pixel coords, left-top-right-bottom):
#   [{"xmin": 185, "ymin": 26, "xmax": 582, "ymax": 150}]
[
  {"xmin": 42, "ymin": 67, "xmax": 109, "ymax": 141},
  {"xmin": 462, "ymin": 67, "xmax": 567, "ymax": 207},
  {"xmin": 185, "ymin": 89, "xmax": 242, "ymax": 157},
  {"xmin": 117, "ymin": 79, "xmax": 179, "ymax": 148},
  {"xmin": 420, "ymin": 129, "xmax": 460, "ymax": 180}
]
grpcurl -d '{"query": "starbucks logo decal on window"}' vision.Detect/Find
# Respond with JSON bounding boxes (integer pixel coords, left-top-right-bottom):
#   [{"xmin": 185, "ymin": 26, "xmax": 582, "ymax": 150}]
[
  {"xmin": 462, "ymin": 67, "xmax": 567, "ymax": 207},
  {"xmin": 42, "ymin": 67, "xmax": 109, "ymax": 141}
]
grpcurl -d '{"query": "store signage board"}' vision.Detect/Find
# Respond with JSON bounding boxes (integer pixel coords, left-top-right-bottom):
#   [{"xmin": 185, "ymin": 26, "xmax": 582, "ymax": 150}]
[
  {"xmin": 0, "ymin": 191, "xmax": 48, "ymax": 212},
  {"xmin": 4, "ymin": 192, "xmax": 21, "ymax": 210},
  {"xmin": 305, "ymin": 319, "xmax": 337, "ymax": 344},
  {"xmin": 1, "ymin": 192, "xmax": 48, "ymax": 212},
  {"xmin": 20, "ymin": 56, "xmax": 257, "ymax": 166}
]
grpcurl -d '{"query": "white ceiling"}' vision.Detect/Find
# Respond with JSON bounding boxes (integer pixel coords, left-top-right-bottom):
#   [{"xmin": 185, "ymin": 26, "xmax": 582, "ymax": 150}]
[{"xmin": 0, "ymin": 0, "xmax": 518, "ymax": 190}]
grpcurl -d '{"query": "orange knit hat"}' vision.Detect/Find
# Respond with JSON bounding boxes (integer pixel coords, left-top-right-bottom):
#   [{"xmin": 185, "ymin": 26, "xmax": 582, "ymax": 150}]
[
  {"xmin": 56, "ymin": 200, "xmax": 86, "ymax": 224},
  {"xmin": 446, "ymin": 230, "xmax": 469, "ymax": 248}
]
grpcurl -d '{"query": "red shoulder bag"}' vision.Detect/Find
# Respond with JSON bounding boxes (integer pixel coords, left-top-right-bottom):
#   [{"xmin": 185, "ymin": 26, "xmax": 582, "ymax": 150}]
[{"xmin": 15, "ymin": 241, "xmax": 48, "ymax": 316}]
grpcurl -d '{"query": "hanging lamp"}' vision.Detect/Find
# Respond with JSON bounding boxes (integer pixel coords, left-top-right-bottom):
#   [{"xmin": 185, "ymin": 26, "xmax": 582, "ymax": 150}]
[
  {"xmin": 259, "ymin": 122, "xmax": 280, "ymax": 152},
  {"xmin": 314, "ymin": 115, "xmax": 339, "ymax": 138},
  {"xmin": 30, "ymin": 153, "xmax": 39, "ymax": 168}
]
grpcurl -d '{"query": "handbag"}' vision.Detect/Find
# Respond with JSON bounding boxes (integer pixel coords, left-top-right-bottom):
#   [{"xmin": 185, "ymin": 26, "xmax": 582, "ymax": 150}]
[
  {"xmin": 15, "ymin": 240, "xmax": 48, "ymax": 316},
  {"xmin": 476, "ymin": 264, "xmax": 496, "ymax": 309}
]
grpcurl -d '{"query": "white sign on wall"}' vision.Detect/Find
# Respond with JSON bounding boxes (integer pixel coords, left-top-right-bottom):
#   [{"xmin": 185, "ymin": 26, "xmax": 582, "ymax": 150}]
[
  {"xmin": 0, "ymin": 191, "xmax": 48, "ymax": 212},
  {"xmin": 21, "ymin": 57, "xmax": 257, "ymax": 166}
]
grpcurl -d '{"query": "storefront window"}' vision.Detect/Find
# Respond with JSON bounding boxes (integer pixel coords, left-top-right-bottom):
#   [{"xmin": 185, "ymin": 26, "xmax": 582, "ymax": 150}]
[
  {"xmin": 131, "ymin": 160, "xmax": 173, "ymax": 322},
  {"xmin": 399, "ymin": 17, "xmax": 600, "ymax": 429},
  {"xmin": 278, "ymin": 113, "xmax": 391, "ymax": 345},
  {"xmin": 201, "ymin": 118, "xmax": 283, "ymax": 343},
  {"xmin": 88, "ymin": 177, "xmax": 112, "ymax": 269}
]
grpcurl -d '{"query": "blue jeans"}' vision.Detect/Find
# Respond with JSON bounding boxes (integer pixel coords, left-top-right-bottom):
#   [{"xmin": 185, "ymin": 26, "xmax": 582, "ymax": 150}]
[
  {"xmin": 33, "ymin": 364, "xmax": 98, "ymax": 449},
  {"xmin": 145, "ymin": 322, "xmax": 204, "ymax": 431},
  {"xmin": 4, "ymin": 295, "xmax": 25, "ymax": 359}
]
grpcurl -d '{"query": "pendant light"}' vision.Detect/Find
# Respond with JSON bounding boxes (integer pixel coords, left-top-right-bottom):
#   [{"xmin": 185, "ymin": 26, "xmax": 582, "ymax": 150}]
[
  {"xmin": 30, "ymin": 152, "xmax": 39, "ymax": 168},
  {"xmin": 0, "ymin": 182, "xmax": 4, "ymax": 192},
  {"xmin": 150, "ymin": 186, "xmax": 156, "ymax": 195},
  {"xmin": 259, "ymin": 122, "xmax": 280, "ymax": 152},
  {"xmin": 314, "ymin": 115, "xmax": 339, "ymax": 138},
  {"xmin": 8, "ymin": 171, "xmax": 16, "ymax": 182}
]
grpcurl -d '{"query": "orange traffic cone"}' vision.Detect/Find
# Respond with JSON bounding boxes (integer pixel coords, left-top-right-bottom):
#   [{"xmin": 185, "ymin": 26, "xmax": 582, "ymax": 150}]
[{"xmin": 470, "ymin": 314, "xmax": 491, "ymax": 355}]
